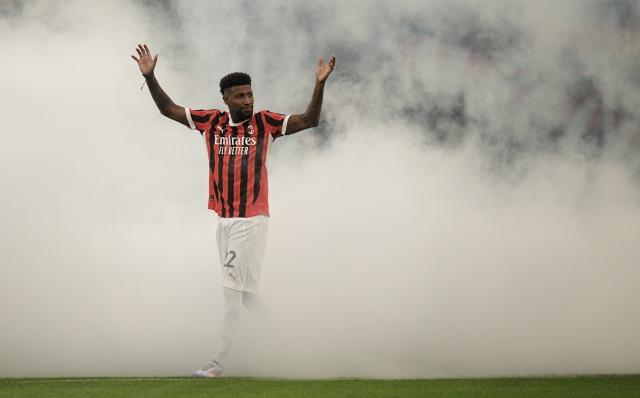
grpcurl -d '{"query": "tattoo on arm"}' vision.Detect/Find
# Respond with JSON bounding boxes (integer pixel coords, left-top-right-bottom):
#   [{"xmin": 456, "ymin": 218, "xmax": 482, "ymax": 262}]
[
  {"xmin": 146, "ymin": 76, "xmax": 176, "ymax": 115},
  {"xmin": 144, "ymin": 76, "xmax": 188, "ymax": 126},
  {"xmin": 286, "ymin": 117, "xmax": 302, "ymax": 134},
  {"xmin": 302, "ymin": 82, "xmax": 325, "ymax": 127},
  {"xmin": 287, "ymin": 81, "xmax": 326, "ymax": 135}
]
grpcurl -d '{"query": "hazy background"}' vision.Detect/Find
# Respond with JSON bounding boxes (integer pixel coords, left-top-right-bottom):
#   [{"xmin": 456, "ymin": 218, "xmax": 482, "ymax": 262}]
[{"xmin": 1, "ymin": 0, "xmax": 640, "ymax": 378}]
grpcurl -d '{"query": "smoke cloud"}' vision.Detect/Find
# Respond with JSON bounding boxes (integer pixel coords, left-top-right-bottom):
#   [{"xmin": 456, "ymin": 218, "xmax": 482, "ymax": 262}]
[{"xmin": 1, "ymin": 0, "xmax": 639, "ymax": 378}]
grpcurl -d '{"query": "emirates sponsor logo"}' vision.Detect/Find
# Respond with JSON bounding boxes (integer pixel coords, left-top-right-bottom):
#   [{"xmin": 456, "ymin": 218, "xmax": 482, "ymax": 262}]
[
  {"xmin": 214, "ymin": 136, "xmax": 257, "ymax": 146},
  {"xmin": 214, "ymin": 135, "xmax": 257, "ymax": 155}
]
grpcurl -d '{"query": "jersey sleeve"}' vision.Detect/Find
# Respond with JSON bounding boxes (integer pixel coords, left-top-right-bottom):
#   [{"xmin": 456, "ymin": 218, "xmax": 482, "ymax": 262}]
[
  {"xmin": 262, "ymin": 110, "xmax": 291, "ymax": 139},
  {"xmin": 186, "ymin": 108, "xmax": 221, "ymax": 133}
]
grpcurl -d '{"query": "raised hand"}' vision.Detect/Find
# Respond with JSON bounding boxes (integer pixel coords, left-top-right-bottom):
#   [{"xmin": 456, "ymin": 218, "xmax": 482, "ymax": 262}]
[
  {"xmin": 131, "ymin": 44, "xmax": 158, "ymax": 76},
  {"xmin": 316, "ymin": 55, "xmax": 336, "ymax": 83}
]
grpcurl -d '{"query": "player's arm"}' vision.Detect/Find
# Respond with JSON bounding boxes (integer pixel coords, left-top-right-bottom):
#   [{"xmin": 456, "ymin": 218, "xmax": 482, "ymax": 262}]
[
  {"xmin": 131, "ymin": 44, "xmax": 189, "ymax": 127},
  {"xmin": 285, "ymin": 55, "xmax": 336, "ymax": 135}
]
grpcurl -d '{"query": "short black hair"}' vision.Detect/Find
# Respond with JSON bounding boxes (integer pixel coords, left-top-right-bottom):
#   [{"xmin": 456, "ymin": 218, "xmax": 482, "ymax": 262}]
[{"xmin": 219, "ymin": 72, "xmax": 251, "ymax": 95}]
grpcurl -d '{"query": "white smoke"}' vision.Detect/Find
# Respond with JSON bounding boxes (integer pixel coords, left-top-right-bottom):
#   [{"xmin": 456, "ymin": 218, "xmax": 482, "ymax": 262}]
[{"xmin": 0, "ymin": 0, "xmax": 639, "ymax": 378}]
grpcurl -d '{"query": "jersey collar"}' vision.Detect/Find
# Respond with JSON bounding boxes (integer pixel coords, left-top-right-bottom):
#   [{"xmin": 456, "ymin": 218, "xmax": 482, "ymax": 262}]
[{"xmin": 227, "ymin": 112, "xmax": 253, "ymax": 126}]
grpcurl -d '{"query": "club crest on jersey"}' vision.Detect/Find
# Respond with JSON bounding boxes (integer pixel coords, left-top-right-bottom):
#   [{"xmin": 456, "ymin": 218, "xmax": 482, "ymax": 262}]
[{"xmin": 247, "ymin": 125, "xmax": 255, "ymax": 135}]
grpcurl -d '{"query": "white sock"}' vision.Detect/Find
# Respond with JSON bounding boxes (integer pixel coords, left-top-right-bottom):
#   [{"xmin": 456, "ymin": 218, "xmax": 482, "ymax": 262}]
[
  {"xmin": 213, "ymin": 288, "xmax": 243, "ymax": 367},
  {"xmin": 214, "ymin": 334, "xmax": 233, "ymax": 366}
]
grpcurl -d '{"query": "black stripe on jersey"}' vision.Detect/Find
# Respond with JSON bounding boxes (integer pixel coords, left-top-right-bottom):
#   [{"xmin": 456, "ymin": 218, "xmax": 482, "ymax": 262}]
[
  {"xmin": 226, "ymin": 124, "xmax": 240, "ymax": 217},
  {"xmin": 217, "ymin": 121, "xmax": 227, "ymax": 217},
  {"xmin": 192, "ymin": 111, "xmax": 214, "ymax": 134},
  {"xmin": 238, "ymin": 122, "xmax": 250, "ymax": 218},
  {"xmin": 264, "ymin": 112, "xmax": 284, "ymax": 127},
  {"xmin": 192, "ymin": 112, "xmax": 213, "ymax": 124},
  {"xmin": 212, "ymin": 180, "xmax": 220, "ymax": 203},
  {"xmin": 208, "ymin": 113, "xmax": 223, "ymax": 203},
  {"xmin": 253, "ymin": 113, "xmax": 266, "ymax": 204}
]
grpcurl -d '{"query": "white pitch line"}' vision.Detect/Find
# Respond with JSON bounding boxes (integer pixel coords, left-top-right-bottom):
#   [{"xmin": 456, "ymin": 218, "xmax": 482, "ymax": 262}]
[{"xmin": 12, "ymin": 378, "xmax": 204, "ymax": 383}]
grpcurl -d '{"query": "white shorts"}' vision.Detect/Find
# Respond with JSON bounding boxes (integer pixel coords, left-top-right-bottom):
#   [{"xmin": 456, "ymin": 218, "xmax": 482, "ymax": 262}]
[{"xmin": 216, "ymin": 214, "xmax": 269, "ymax": 293}]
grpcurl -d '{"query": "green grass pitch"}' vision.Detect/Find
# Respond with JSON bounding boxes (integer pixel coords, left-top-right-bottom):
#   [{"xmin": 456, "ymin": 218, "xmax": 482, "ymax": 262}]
[{"xmin": 1, "ymin": 375, "xmax": 639, "ymax": 397}]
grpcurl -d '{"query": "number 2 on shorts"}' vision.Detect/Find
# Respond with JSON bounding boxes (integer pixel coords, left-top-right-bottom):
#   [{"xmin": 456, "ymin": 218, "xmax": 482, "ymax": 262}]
[{"xmin": 224, "ymin": 250, "xmax": 236, "ymax": 268}]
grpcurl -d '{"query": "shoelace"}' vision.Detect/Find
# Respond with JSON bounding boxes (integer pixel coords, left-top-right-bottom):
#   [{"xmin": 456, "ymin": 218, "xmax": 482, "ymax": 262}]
[{"xmin": 202, "ymin": 361, "xmax": 220, "ymax": 371}]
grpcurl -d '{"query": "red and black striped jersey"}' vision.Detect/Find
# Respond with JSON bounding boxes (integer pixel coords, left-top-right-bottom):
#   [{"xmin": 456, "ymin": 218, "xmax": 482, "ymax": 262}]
[{"xmin": 186, "ymin": 108, "xmax": 290, "ymax": 218}]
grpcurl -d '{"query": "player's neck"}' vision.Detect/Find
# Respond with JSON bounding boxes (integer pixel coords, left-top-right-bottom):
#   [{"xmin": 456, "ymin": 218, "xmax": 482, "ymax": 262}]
[{"xmin": 228, "ymin": 111, "xmax": 251, "ymax": 125}]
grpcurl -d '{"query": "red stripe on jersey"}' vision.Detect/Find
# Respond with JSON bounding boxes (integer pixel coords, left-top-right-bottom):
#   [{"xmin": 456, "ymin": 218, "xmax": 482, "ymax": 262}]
[{"xmin": 189, "ymin": 109, "xmax": 287, "ymax": 218}]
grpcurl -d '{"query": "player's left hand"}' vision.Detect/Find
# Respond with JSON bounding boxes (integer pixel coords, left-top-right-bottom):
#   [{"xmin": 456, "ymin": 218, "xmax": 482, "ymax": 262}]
[
  {"xmin": 316, "ymin": 55, "xmax": 336, "ymax": 83},
  {"xmin": 131, "ymin": 44, "xmax": 157, "ymax": 76}
]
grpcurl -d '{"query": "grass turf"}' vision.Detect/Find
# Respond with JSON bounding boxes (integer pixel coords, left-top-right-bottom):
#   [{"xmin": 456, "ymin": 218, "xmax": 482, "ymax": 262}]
[{"xmin": 1, "ymin": 375, "xmax": 639, "ymax": 398}]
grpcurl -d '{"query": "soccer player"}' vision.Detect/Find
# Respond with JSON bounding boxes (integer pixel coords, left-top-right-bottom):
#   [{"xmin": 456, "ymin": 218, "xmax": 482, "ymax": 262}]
[{"xmin": 131, "ymin": 44, "xmax": 335, "ymax": 377}]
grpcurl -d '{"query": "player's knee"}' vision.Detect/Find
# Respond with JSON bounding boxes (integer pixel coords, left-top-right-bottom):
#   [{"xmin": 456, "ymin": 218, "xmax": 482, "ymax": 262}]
[
  {"xmin": 242, "ymin": 291, "xmax": 265, "ymax": 315},
  {"xmin": 223, "ymin": 287, "xmax": 242, "ymax": 305},
  {"xmin": 242, "ymin": 291, "xmax": 257, "ymax": 307}
]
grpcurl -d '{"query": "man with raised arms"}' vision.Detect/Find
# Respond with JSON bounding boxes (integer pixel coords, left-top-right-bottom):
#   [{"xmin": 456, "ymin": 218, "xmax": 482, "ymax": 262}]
[{"xmin": 131, "ymin": 44, "xmax": 335, "ymax": 377}]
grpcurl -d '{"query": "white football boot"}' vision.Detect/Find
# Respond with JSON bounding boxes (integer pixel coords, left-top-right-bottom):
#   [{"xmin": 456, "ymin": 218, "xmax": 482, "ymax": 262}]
[{"xmin": 190, "ymin": 359, "xmax": 224, "ymax": 378}]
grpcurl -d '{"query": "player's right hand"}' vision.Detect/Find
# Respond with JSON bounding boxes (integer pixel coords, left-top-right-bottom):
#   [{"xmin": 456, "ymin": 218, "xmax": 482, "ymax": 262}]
[{"xmin": 131, "ymin": 44, "xmax": 157, "ymax": 76}]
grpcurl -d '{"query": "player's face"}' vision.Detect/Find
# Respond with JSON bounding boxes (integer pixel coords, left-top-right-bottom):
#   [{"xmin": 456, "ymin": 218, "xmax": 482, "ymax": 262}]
[{"xmin": 223, "ymin": 85, "xmax": 254, "ymax": 122}]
